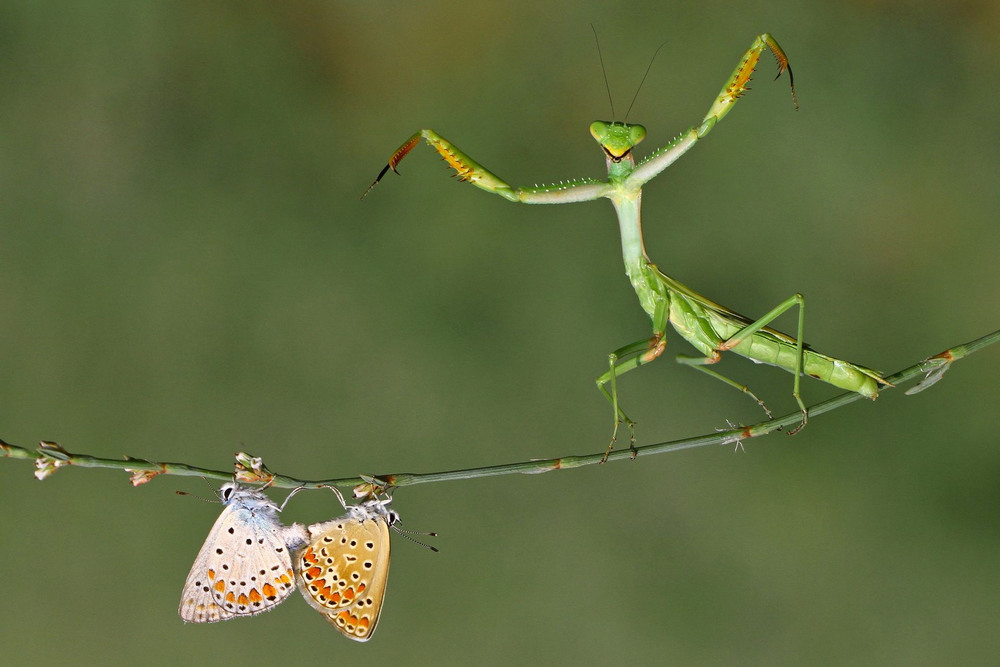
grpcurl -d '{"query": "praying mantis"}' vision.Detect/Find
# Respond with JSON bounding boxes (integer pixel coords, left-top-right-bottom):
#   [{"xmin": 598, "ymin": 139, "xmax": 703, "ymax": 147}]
[{"xmin": 362, "ymin": 34, "xmax": 888, "ymax": 460}]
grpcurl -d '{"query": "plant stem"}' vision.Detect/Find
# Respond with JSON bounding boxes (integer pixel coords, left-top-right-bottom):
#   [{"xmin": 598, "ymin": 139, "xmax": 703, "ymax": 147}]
[{"xmin": 3, "ymin": 329, "xmax": 997, "ymax": 489}]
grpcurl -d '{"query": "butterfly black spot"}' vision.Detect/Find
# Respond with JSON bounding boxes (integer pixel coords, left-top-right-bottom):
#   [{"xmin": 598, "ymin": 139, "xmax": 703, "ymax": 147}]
[
  {"xmin": 363, "ymin": 561, "xmax": 373, "ymax": 570},
  {"xmin": 349, "ymin": 540, "xmax": 358, "ymax": 547},
  {"xmin": 228, "ymin": 527, "xmax": 235, "ymax": 534},
  {"xmin": 202, "ymin": 586, "xmax": 209, "ymax": 592},
  {"xmin": 352, "ymin": 572, "xmax": 360, "ymax": 580},
  {"xmin": 240, "ymin": 580, "xmax": 247, "ymax": 586},
  {"xmin": 222, "ymin": 564, "xmax": 230, "ymax": 570},
  {"xmin": 216, "ymin": 548, "xmax": 224, "ymax": 554},
  {"xmin": 246, "ymin": 538, "xmax": 253, "ymax": 545},
  {"xmin": 258, "ymin": 569, "xmax": 266, "ymax": 575},
  {"xmin": 276, "ymin": 547, "xmax": 285, "ymax": 553},
  {"xmin": 365, "ymin": 541, "xmax": 375, "ymax": 549}
]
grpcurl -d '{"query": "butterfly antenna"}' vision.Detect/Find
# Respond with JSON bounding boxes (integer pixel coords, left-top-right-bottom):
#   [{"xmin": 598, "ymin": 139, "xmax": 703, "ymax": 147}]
[
  {"xmin": 175, "ymin": 489, "xmax": 219, "ymax": 503},
  {"xmin": 391, "ymin": 524, "xmax": 440, "ymax": 553},
  {"xmin": 625, "ymin": 40, "xmax": 669, "ymax": 122},
  {"xmin": 591, "ymin": 24, "xmax": 615, "ymax": 119}
]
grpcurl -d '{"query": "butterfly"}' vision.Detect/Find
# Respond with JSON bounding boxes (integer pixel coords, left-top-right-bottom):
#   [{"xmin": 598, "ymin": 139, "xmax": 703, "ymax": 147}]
[
  {"xmin": 294, "ymin": 489, "xmax": 399, "ymax": 641},
  {"xmin": 179, "ymin": 482, "xmax": 308, "ymax": 623}
]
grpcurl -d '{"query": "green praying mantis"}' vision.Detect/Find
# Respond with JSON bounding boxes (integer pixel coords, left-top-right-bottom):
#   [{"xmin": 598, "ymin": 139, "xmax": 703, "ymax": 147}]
[{"xmin": 362, "ymin": 34, "xmax": 889, "ymax": 460}]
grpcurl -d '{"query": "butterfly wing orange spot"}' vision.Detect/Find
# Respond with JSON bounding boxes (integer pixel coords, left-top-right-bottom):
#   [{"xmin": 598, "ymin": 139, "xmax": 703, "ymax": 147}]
[
  {"xmin": 248, "ymin": 588, "xmax": 262, "ymax": 604},
  {"xmin": 261, "ymin": 583, "xmax": 277, "ymax": 599},
  {"xmin": 225, "ymin": 591, "xmax": 236, "ymax": 604},
  {"xmin": 214, "ymin": 580, "xmax": 226, "ymax": 593}
]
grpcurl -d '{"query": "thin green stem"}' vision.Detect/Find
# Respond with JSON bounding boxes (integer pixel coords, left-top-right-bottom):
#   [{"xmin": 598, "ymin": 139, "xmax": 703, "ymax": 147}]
[{"xmin": 4, "ymin": 329, "xmax": 997, "ymax": 490}]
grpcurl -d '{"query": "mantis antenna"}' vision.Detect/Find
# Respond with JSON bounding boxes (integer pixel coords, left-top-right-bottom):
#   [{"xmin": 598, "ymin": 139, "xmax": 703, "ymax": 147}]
[
  {"xmin": 590, "ymin": 24, "xmax": 615, "ymax": 120},
  {"xmin": 625, "ymin": 40, "xmax": 670, "ymax": 121}
]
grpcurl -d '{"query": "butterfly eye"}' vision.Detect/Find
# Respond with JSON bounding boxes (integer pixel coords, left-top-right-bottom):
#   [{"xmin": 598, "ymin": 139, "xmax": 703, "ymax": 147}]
[{"xmin": 219, "ymin": 483, "xmax": 237, "ymax": 503}]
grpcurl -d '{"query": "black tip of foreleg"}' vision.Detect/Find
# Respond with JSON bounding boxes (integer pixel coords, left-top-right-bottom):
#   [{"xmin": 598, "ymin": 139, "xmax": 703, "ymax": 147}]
[{"xmin": 360, "ymin": 163, "xmax": 395, "ymax": 200}]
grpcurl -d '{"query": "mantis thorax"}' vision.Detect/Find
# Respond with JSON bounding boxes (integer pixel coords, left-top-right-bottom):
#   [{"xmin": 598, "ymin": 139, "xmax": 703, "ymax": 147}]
[{"xmin": 589, "ymin": 121, "xmax": 647, "ymax": 161}]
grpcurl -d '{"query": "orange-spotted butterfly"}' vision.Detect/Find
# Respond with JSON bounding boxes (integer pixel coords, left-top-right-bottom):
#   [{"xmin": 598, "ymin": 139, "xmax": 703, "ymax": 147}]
[{"xmin": 294, "ymin": 489, "xmax": 398, "ymax": 641}]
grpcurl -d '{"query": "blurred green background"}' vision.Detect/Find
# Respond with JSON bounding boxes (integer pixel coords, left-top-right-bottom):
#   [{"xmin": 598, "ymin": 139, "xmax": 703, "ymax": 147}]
[{"xmin": 2, "ymin": 1, "xmax": 998, "ymax": 664}]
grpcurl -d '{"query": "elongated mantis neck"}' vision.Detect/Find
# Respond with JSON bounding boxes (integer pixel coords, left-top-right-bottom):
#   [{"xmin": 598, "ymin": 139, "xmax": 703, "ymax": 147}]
[
  {"xmin": 605, "ymin": 153, "xmax": 663, "ymax": 321},
  {"xmin": 605, "ymin": 154, "xmax": 649, "ymax": 273},
  {"xmin": 612, "ymin": 194, "xmax": 648, "ymax": 271}
]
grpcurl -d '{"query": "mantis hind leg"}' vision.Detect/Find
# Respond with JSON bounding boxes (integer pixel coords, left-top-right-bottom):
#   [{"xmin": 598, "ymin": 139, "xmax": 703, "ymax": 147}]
[
  {"xmin": 684, "ymin": 293, "xmax": 809, "ymax": 434},
  {"xmin": 674, "ymin": 353, "xmax": 774, "ymax": 420}
]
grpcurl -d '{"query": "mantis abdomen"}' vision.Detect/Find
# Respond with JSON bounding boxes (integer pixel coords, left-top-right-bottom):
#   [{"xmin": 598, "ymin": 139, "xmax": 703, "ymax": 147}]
[{"xmin": 669, "ymin": 291, "xmax": 883, "ymax": 399}]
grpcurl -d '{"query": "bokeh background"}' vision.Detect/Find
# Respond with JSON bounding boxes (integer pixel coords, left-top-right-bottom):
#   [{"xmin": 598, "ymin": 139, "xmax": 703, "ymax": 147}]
[{"xmin": 2, "ymin": 1, "xmax": 998, "ymax": 664}]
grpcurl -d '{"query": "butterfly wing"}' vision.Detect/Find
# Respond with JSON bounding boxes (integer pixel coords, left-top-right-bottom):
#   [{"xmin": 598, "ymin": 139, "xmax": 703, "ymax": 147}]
[
  {"xmin": 179, "ymin": 488, "xmax": 301, "ymax": 623},
  {"xmin": 295, "ymin": 515, "xmax": 391, "ymax": 641}
]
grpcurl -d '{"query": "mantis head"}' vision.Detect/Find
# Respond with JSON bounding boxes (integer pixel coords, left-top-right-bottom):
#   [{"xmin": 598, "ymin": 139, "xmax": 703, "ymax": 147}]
[{"xmin": 589, "ymin": 121, "xmax": 646, "ymax": 162}]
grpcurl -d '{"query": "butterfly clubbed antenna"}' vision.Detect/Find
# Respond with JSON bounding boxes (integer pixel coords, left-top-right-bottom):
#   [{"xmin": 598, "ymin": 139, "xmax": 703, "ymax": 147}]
[{"xmin": 351, "ymin": 478, "xmax": 440, "ymax": 552}]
